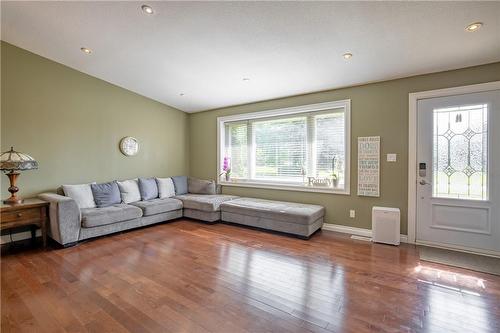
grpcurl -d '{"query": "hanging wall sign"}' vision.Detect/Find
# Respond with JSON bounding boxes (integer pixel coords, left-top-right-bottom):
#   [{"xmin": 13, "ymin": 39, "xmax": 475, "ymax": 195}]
[{"xmin": 357, "ymin": 136, "xmax": 380, "ymax": 197}]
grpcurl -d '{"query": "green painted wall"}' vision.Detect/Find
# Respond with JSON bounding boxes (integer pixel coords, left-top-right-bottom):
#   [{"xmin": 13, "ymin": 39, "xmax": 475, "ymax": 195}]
[
  {"xmin": 1, "ymin": 42, "xmax": 189, "ymax": 198},
  {"xmin": 3, "ymin": 40, "xmax": 500, "ymax": 235},
  {"xmin": 189, "ymin": 62, "xmax": 500, "ymax": 234}
]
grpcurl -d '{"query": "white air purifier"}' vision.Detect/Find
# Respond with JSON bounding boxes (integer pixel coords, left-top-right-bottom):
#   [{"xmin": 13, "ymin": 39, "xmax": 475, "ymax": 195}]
[{"xmin": 372, "ymin": 206, "xmax": 400, "ymax": 245}]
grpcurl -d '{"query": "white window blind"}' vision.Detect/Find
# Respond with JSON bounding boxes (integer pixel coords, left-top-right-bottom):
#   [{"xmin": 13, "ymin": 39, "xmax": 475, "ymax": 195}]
[
  {"xmin": 226, "ymin": 122, "xmax": 248, "ymax": 178},
  {"xmin": 253, "ymin": 115, "xmax": 307, "ymax": 181},
  {"xmin": 218, "ymin": 100, "xmax": 350, "ymax": 194},
  {"xmin": 314, "ymin": 112, "xmax": 346, "ymax": 186}
]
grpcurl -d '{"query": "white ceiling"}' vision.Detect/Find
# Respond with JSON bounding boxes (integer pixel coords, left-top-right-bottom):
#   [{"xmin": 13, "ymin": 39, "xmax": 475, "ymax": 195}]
[{"xmin": 2, "ymin": 1, "xmax": 500, "ymax": 113}]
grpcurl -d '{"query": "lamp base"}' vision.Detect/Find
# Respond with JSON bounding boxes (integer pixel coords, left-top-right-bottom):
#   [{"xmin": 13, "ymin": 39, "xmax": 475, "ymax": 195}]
[
  {"xmin": 3, "ymin": 197, "xmax": 23, "ymax": 205},
  {"xmin": 3, "ymin": 171, "xmax": 23, "ymax": 205}
]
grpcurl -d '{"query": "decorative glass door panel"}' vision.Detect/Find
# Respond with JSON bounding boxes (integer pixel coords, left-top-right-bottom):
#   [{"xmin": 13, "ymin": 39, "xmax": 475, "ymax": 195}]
[{"xmin": 432, "ymin": 104, "xmax": 488, "ymax": 200}]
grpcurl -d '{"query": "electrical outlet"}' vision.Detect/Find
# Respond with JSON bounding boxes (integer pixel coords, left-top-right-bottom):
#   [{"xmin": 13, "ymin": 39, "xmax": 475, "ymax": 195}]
[{"xmin": 349, "ymin": 209, "xmax": 355, "ymax": 218}]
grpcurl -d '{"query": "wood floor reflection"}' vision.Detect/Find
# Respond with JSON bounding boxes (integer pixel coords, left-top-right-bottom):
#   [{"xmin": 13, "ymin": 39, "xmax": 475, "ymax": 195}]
[{"xmin": 2, "ymin": 219, "xmax": 499, "ymax": 332}]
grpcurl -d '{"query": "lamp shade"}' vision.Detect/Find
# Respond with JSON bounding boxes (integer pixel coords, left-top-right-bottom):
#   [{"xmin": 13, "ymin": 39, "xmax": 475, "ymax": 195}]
[{"xmin": 0, "ymin": 147, "xmax": 38, "ymax": 171}]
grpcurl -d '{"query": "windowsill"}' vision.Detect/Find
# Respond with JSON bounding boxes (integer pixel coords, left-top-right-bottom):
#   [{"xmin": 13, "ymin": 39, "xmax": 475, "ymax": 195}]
[{"xmin": 219, "ymin": 180, "xmax": 350, "ymax": 195}]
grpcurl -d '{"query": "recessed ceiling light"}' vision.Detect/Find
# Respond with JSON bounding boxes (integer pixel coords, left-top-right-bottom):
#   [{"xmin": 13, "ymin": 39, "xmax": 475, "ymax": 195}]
[
  {"xmin": 141, "ymin": 5, "xmax": 154, "ymax": 15},
  {"xmin": 343, "ymin": 53, "xmax": 353, "ymax": 60},
  {"xmin": 80, "ymin": 47, "xmax": 92, "ymax": 55},
  {"xmin": 465, "ymin": 22, "xmax": 483, "ymax": 32},
  {"xmin": 242, "ymin": 78, "xmax": 250, "ymax": 81}
]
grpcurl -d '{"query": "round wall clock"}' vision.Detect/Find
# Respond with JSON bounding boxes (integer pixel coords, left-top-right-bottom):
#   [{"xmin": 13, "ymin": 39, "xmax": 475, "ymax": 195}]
[{"xmin": 119, "ymin": 136, "xmax": 139, "ymax": 156}]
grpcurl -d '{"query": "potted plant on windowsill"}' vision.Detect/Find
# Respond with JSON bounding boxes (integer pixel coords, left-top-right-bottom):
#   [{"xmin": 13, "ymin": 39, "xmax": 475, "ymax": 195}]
[
  {"xmin": 219, "ymin": 156, "xmax": 231, "ymax": 182},
  {"xmin": 331, "ymin": 173, "xmax": 338, "ymax": 188},
  {"xmin": 331, "ymin": 156, "xmax": 338, "ymax": 188}
]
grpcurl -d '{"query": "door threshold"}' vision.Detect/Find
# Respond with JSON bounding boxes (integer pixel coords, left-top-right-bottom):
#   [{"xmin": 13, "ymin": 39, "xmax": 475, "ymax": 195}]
[{"xmin": 416, "ymin": 240, "xmax": 500, "ymax": 258}]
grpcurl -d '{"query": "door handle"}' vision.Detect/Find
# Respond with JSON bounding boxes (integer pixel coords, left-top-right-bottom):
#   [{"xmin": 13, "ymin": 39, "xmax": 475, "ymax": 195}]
[{"xmin": 419, "ymin": 180, "xmax": 430, "ymax": 185}]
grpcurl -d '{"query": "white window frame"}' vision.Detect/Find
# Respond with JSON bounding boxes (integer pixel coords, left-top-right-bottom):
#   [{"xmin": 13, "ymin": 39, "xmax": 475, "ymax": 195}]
[{"xmin": 217, "ymin": 99, "xmax": 351, "ymax": 195}]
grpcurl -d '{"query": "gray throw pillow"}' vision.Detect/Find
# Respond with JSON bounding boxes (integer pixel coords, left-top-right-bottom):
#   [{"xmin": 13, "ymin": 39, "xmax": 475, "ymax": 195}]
[
  {"xmin": 171, "ymin": 176, "xmax": 188, "ymax": 195},
  {"xmin": 188, "ymin": 177, "xmax": 216, "ymax": 195},
  {"xmin": 138, "ymin": 177, "xmax": 159, "ymax": 200},
  {"xmin": 91, "ymin": 181, "xmax": 121, "ymax": 208}
]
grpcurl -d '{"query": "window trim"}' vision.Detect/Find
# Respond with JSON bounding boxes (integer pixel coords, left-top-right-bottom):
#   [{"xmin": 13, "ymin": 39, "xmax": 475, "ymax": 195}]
[{"xmin": 217, "ymin": 99, "xmax": 351, "ymax": 195}]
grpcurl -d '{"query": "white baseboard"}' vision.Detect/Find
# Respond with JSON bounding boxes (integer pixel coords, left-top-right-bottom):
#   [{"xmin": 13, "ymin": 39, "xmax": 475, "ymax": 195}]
[
  {"xmin": 0, "ymin": 229, "xmax": 41, "ymax": 245},
  {"xmin": 322, "ymin": 223, "xmax": 408, "ymax": 243},
  {"xmin": 3, "ymin": 223, "xmax": 410, "ymax": 245}
]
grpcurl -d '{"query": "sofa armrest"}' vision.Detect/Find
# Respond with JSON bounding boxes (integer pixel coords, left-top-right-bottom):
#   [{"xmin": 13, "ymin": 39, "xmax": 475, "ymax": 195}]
[{"xmin": 38, "ymin": 192, "xmax": 81, "ymax": 245}]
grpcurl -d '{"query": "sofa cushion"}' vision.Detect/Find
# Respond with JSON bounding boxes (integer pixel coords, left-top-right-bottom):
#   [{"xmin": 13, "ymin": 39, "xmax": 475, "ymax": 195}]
[
  {"xmin": 138, "ymin": 177, "xmax": 158, "ymax": 200},
  {"xmin": 171, "ymin": 176, "xmax": 188, "ymax": 195},
  {"xmin": 91, "ymin": 181, "xmax": 121, "ymax": 208},
  {"xmin": 183, "ymin": 209, "xmax": 221, "ymax": 222},
  {"xmin": 220, "ymin": 198, "xmax": 324, "ymax": 225},
  {"xmin": 81, "ymin": 204, "xmax": 143, "ymax": 228},
  {"xmin": 188, "ymin": 177, "xmax": 216, "ymax": 195},
  {"xmin": 117, "ymin": 179, "xmax": 141, "ymax": 203},
  {"xmin": 156, "ymin": 177, "xmax": 176, "ymax": 198},
  {"xmin": 174, "ymin": 194, "xmax": 238, "ymax": 212},
  {"xmin": 62, "ymin": 183, "xmax": 96, "ymax": 209},
  {"xmin": 130, "ymin": 198, "xmax": 183, "ymax": 216}
]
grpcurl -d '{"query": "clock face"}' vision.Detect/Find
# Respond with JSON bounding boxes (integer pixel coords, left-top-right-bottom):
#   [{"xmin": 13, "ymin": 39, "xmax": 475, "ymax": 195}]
[{"xmin": 119, "ymin": 137, "xmax": 139, "ymax": 156}]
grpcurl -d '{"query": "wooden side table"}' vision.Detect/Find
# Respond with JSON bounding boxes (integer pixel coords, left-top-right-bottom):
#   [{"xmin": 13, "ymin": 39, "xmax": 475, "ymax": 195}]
[{"xmin": 0, "ymin": 198, "xmax": 49, "ymax": 248}]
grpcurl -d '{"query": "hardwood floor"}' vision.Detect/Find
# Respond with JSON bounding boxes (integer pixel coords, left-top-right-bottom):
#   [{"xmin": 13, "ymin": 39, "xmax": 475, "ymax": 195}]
[{"xmin": 2, "ymin": 219, "xmax": 500, "ymax": 333}]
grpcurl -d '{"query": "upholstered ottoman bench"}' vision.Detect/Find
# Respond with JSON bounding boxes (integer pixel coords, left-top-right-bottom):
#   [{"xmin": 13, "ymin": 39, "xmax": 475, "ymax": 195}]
[{"xmin": 220, "ymin": 198, "xmax": 324, "ymax": 239}]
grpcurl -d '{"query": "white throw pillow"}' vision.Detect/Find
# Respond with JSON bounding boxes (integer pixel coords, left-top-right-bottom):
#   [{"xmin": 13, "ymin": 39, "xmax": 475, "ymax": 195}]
[
  {"xmin": 62, "ymin": 183, "xmax": 96, "ymax": 209},
  {"xmin": 156, "ymin": 177, "xmax": 175, "ymax": 198},
  {"xmin": 117, "ymin": 179, "xmax": 141, "ymax": 203}
]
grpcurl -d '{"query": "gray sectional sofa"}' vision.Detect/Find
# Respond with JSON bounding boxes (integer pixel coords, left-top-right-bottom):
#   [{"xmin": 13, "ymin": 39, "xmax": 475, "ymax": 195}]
[
  {"xmin": 39, "ymin": 176, "xmax": 324, "ymax": 246},
  {"xmin": 175, "ymin": 194, "xmax": 239, "ymax": 222}
]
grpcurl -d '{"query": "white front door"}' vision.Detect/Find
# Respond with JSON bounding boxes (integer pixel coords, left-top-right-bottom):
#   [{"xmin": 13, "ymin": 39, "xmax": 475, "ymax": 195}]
[{"xmin": 416, "ymin": 90, "xmax": 500, "ymax": 256}]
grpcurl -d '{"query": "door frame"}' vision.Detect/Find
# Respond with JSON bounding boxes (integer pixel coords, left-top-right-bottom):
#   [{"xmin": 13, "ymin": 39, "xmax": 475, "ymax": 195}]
[{"xmin": 407, "ymin": 81, "xmax": 500, "ymax": 246}]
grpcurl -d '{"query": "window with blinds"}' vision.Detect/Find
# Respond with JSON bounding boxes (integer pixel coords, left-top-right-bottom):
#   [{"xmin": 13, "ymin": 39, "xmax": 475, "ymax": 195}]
[{"xmin": 218, "ymin": 100, "xmax": 350, "ymax": 194}]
